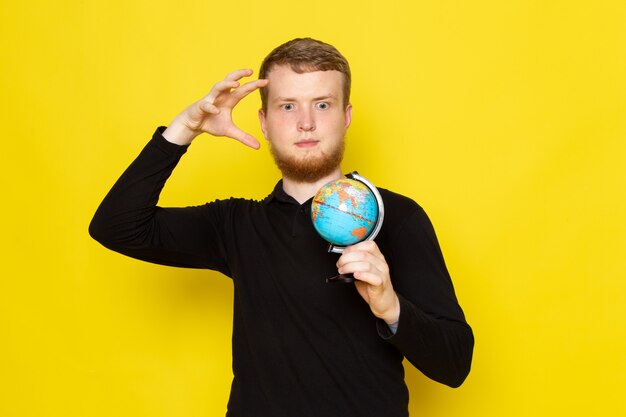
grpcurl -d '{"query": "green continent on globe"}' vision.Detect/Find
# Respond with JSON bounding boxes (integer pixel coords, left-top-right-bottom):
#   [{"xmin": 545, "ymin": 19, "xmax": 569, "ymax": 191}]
[{"xmin": 311, "ymin": 178, "xmax": 379, "ymax": 247}]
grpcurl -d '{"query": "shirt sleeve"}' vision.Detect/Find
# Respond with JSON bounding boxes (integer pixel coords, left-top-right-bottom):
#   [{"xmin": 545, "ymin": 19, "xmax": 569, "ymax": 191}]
[
  {"xmin": 378, "ymin": 205, "xmax": 474, "ymax": 388},
  {"xmin": 89, "ymin": 127, "xmax": 231, "ymax": 276}
]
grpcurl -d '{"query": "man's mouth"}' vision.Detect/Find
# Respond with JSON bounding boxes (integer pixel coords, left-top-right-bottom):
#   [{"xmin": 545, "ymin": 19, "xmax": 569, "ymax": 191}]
[{"xmin": 295, "ymin": 139, "xmax": 319, "ymax": 148}]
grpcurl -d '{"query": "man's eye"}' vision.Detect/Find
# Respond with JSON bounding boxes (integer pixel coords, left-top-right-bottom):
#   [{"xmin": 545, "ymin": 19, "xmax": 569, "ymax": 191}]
[
  {"xmin": 315, "ymin": 102, "xmax": 329, "ymax": 110},
  {"xmin": 281, "ymin": 103, "xmax": 294, "ymax": 111}
]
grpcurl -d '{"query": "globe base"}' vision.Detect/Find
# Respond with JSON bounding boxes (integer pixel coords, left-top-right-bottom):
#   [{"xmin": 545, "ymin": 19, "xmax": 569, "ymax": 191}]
[{"xmin": 326, "ymin": 273, "xmax": 356, "ymax": 284}]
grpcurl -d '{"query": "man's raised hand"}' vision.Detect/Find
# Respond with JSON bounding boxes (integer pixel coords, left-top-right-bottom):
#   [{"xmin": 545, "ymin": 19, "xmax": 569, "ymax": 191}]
[{"xmin": 163, "ymin": 69, "xmax": 269, "ymax": 148}]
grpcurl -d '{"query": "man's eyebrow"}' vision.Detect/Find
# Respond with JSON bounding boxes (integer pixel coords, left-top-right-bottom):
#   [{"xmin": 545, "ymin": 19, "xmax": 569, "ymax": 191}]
[
  {"xmin": 273, "ymin": 94, "xmax": 338, "ymax": 102},
  {"xmin": 312, "ymin": 94, "xmax": 337, "ymax": 101}
]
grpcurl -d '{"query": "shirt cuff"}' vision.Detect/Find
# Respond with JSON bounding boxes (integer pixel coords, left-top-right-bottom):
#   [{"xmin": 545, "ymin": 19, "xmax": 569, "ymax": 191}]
[
  {"xmin": 151, "ymin": 126, "xmax": 190, "ymax": 155},
  {"xmin": 376, "ymin": 318, "xmax": 398, "ymax": 339},
  {"xmin": 387, "ymin": 321, "xmax": 399, "ymax": 334}
]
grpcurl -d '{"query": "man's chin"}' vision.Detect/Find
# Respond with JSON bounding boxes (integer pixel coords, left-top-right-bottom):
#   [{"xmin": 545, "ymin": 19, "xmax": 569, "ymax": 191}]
[
  {"xmin": 278, "ymin": 159, "xmax": 338, "ymax": 183},
  {"xmin": 271, "ymin": 150, "xmax": 344, "ymax": 183}
]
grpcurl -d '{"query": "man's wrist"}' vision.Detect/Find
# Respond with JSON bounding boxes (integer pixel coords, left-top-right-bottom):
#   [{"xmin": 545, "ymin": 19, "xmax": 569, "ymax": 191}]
[
  {"xmin": 162, "ymin": 120, "xmax": 199, "ymax": 146},
  {"xmin": 381, "ymin": 293, "xmax": 401, "ymax": 325}
]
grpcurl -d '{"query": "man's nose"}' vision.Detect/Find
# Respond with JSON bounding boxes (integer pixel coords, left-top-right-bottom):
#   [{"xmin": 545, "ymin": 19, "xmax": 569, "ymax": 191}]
[{"xmin": 297, "ymin": 108, "xmax": 315, "ymax": 132}]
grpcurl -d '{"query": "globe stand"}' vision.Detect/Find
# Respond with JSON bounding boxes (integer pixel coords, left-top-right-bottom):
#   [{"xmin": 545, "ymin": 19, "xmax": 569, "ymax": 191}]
[
  {"xmin": 325, "ymin": 242, "xmax": 357, "ymax": 283},
  {"xmin": 312, "ymin": 172, "xmax": 385, "ymax": 284},
  {"xmin": 326, "ymin": 273, "xmax": 356, "ymax": 284}
]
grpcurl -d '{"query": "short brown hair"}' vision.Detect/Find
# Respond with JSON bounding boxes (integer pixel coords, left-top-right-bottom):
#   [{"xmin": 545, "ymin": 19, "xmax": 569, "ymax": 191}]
[{"xmin": 259, "ymin": 38, "xmax": 351, "ymax": 111}]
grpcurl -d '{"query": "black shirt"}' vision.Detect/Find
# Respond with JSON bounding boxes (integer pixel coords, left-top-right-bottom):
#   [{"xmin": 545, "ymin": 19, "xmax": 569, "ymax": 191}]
[{"xmin": 90, "ymin": 127, "xmax": 474, "ymax": 417}]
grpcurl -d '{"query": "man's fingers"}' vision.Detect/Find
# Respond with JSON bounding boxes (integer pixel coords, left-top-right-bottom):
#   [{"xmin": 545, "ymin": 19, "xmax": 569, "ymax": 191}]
[
  {"xmin": 204, "ymin": 77, "xmax": 267, "ymax": 109},
  {"xmin": 181, "ymin": 69, "xmax": 265, "ymax": 144},
  {"xmin": 231, "ymin": 78, "xmax": 269, "ymax": 100},
  {"xmin": 224, "ymin": 68, "xmax": 254, "ymax": 82},
  {"xmin": 337, "ymin": 258, "xmax": 387, "ymax": 274},
  {"xmin": 205, "ymin": 80, "xmax": 240, "ymax": 102},
  {"xmin": 353, "ymin": 270, "xmax": 384, "ymax": 287},
  {"xmin": 200, "ymin": 102, "xmax": 220, "ymax": 115},
  {"xmin": 339, "ymin": 242, "xmax": 386, "ymax": 266},
  {"xmin": 337, "ymin": 244, "xmax": 389, "ymax": 286},
  {"xmin": 342, "ymin": 240, "xmax": 385, "ymax": 260},
  {"xmin": 338, "ymin": 254, "xmax": 386, "ymax": 277},
  {"xmin": 225, "ymin": 126, "xmax": 261, "ymax": 149}
]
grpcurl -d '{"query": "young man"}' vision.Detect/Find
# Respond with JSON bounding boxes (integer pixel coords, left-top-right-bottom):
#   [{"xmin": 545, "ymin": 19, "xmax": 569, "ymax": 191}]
[{"xmin": 90, "ymin": 38, "xmax": 474, "ymax": 417}]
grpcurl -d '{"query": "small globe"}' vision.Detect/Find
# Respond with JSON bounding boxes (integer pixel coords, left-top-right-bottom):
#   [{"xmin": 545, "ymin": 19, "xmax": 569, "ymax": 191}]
[{"xmin": 311, "ymin": 178, "xmax": 379, "ymax": 247}]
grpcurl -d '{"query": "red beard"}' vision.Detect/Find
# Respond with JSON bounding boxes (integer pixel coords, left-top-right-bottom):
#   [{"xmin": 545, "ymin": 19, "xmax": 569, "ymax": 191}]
[{"xmin": 269, "ymin": 139, "xmax": 345, "ymax": 183}]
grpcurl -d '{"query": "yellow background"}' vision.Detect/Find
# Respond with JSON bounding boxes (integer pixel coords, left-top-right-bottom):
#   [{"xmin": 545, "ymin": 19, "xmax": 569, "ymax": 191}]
[{"xmin": 1, "ymin": 1, "xmax": 625, "ymax": 416}]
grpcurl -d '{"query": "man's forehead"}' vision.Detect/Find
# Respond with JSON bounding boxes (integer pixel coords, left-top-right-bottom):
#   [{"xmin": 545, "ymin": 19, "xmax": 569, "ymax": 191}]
[
  {"xmin": 265, "ymin": 65, "xmax": 344, "ymax": 98},
  {"xmin": 266, "ymin": 64, "xmax": 343, "ymax": 78}
]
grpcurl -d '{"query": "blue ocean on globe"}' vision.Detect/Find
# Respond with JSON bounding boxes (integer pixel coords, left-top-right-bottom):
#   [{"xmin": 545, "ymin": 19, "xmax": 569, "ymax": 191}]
[{"xmin": 311, "ymin": 179, "xmax": 379, "ymax": 247}]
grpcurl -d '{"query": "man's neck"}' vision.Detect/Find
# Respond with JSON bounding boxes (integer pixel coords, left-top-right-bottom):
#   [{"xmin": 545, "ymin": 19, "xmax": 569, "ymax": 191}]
[{"xmin": 281, "ymin": 168, "xmax": 343, "ymax": 204}]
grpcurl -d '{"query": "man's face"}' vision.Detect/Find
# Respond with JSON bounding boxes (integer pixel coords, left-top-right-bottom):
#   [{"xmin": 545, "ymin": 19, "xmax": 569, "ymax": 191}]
[{"xmin": 259, "ymin": 65, "xmax": 352, "ymax": 183}]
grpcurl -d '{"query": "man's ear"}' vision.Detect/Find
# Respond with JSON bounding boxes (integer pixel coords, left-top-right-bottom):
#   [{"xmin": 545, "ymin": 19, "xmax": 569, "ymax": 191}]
[
  {"xmin": 258, "ymin": 109, "xmax": 269, "ymax": 140},
  {"xmin": 344, "ymin": 104, "xmax": 353, "ymax": 130}
]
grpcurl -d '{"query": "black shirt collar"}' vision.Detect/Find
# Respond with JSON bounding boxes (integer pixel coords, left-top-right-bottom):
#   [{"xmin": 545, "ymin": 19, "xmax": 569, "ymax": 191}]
[
  {"xmin": 265, "ymin": 180, "xmax": 299, "ymax": 205},
  {"xmin": 265, "ymin": 180, "xmax": 314, "ymax": 207}
]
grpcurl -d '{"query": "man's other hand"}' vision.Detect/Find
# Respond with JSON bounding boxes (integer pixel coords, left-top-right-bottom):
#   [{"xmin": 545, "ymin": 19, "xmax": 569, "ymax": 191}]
[{"xmin": 336, "ymin": 241, "xmax": 401, "ymax": 325}]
